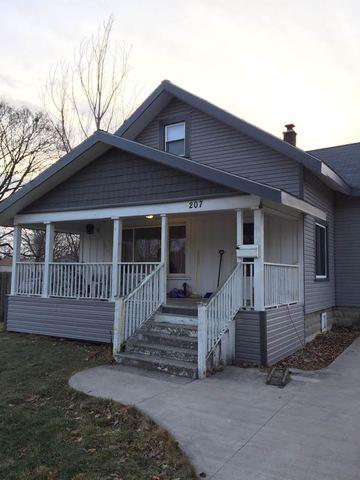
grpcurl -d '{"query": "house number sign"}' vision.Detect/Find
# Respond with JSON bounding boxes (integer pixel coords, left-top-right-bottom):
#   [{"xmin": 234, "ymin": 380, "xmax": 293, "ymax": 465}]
[{"xmin": 188, "ymin": 200, "xmax": 203, "ymax": 209}]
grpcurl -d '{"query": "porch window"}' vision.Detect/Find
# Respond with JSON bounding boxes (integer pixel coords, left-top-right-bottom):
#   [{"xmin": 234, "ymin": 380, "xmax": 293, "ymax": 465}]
[
  {"xmin": 169, "ymin": 225, "xmax": 186, "ymax": 274},
  {"xmin": 122, "ymin": 225, "xmax": 186, "ymax": 274},
  {"xmin": 315, "ymin": 223, "xmax": 328, "ymax": 279},
  {"xmin": 134, "ymin": 227, "xmax": 161, "ymax": 262},
  {"xmin": 164, "ymin": 122, "xmax": 185, "ymax": 156}
]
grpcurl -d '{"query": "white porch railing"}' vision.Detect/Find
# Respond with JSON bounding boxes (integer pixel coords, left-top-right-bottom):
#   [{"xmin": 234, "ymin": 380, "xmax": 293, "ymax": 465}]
[
  {"xmin": 49, "ymin": 262, "xmax": 112, "ymax": 299},
  {"xmin": 15, "ymin": 262, "xmax": 44, "ymax": 296},
  {"xmin": 113, "ymin": 262, "xmax": 165, "ymax": 354},
  {"xmin": 198, "ymin": 262, "xmax": 243, "ymax": 378},
  {"xmin": 264, "ymin": 262, "xmax": 299, "ymax": 308},
  {"xmin": 241, "ymin": 261, "xmax": 254, "ymax": 309},
  {"xmin": 117, "ymin": 262, "xmax": 160, "ymax": 297}
]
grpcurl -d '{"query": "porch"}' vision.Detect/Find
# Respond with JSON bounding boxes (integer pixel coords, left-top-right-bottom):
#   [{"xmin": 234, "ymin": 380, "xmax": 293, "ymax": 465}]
[
  {"xmin": 12, "ymin": 207, "xmax": 302, "ymax": 310},
  {"xmin": 8, "ymin": 195, "xmax": 305, "ymax": 377}
]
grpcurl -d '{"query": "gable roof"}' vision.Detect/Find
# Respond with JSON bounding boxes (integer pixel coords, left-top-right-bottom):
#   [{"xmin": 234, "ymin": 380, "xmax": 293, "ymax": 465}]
[
  {"xmin": 0, "ymin": 130, "xmax": 325, "ymax": 225},
  {"xmin": 309, "ymin": 142, "xmax": 360, "ymax": 193},
  {"xmin": 116, "ymin": 80, "xmax": 350, "ymax": 195}
]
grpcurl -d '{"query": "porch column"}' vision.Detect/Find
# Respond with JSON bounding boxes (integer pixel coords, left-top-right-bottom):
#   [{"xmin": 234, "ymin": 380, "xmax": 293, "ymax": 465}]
[
  {"xmin": 10, "ymin": 225, "xmax": 22, "ymax": 295},
  {"xmin": 160, "ymin": 214, "xmax": 168, "ymax": 304},
  {"xmin": 236, "ymin": 209, "xmax": 244, "ymax": 260},
  {"xmin": 254, "ymin": 208, "xmax": 265, "ymax": 311},
  {"xmin": 111, "ymin": 217, "xmax": 123, "ymax": 300},
  {"xmin": 42, "ymin": 222, "xmax": 55, "ymax": 297}
]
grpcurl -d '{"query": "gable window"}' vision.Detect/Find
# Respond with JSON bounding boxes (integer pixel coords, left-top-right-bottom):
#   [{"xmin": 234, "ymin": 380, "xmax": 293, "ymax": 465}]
[
  {"xmin": 164, "ymin": 122, "xmax": 185, "ymax": 156},
  {"xmin": 315, "ymin": 223, "xmax": 328, "ymax": 279}
]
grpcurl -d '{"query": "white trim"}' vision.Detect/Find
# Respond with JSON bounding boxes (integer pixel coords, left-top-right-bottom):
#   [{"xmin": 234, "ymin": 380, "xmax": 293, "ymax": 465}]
[
  {"xmin": 15, "ymin": 195, "xmax": 261, "ymax": 225},
  {"xmin": 10, "ymin": 225, "xmax": 22, "ymax": 295},
  {"xmin": 281, "ymin": 192, "xmax": 327, "ymax": 220},
  {"xmin": 253, "ymin": 208, "xmax": 265, "ymax": 311},
  {"xmin": 111, "ymin": 218, "xmax": 123, "ymax": 299},
  {"xmin": 42, "ymin": 222, "xmax": 54, "ymax": 297},
  {"xmin": 161, "ymin": 214, "xmax": 168, "ymax": 303}
]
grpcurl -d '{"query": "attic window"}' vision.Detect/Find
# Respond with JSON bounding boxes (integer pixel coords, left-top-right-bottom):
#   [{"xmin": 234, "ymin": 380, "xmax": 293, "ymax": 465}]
[{"xmin": 164, "ymin": 122, "xmax": 185, "ymax": 156}]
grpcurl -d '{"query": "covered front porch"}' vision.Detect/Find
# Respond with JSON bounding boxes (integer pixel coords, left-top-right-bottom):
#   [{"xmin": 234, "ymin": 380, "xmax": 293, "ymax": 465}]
[
  {"xmin": 11, "ymin": 199, "xmax": 303, "ymax": 312},
  {"xmin": 7, "ymin": 192, "xmax": 316, "ymax": 377}
]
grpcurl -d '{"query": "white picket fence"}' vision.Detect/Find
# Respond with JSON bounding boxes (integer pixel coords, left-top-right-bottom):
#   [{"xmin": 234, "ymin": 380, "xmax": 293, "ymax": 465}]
[
  {"xmin": 264, "ymin": 262, "xmax": 299, "ymax": 308},
  {"xmin": 113, "ymin": 263, "xmax": 165, "ymax": 354}
]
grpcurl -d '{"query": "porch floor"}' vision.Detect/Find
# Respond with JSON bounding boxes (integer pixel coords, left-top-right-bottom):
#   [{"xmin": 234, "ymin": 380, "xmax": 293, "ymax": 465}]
[{"xmin": 165, "ymin": 297, "xmax": 208, "ymax": 309}]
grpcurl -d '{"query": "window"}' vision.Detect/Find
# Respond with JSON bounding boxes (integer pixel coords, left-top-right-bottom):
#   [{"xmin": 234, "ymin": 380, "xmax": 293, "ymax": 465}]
[
  {"xmin": 165, "ymin": 122, "xmax": 185, "ymax": 156},
  {"xmin": 121, "ymin": 225, "xmax": 186, "ymax": 274},
  {"xmin": 315, "ymin": 223, "xmax": 328, "ymax": 279},
  {"xmin": 169, "ymin": 225, "xmax": 186, "ymax": 274}
]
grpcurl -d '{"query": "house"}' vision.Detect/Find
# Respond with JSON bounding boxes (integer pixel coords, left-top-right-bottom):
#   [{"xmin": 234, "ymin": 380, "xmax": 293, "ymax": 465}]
[{"xmin": 0, "ymin": 80, "xmax": 357, "ymax": 378}]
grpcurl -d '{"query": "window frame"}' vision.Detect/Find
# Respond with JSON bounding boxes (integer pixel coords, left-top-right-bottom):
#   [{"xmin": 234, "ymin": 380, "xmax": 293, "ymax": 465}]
[
  {"xmin": 122, "ymin": 223, "xmax": 188, "ymax": 277},
  {"xmin": 315, "ymin": 222, "xmax": 329, "ymax": 281},
  {"xmin": 159, "ymin": 115, "xmax": 190, "ymax": 157},
  {"xmin": 164, "ymin": 122, "xmax": 186, "ymax": 156}
]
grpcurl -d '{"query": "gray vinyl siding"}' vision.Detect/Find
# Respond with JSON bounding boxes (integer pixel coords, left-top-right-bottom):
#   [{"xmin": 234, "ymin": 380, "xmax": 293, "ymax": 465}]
[
  {"xmin": 266, "ymin": 304, "xmax": 304, "ymax": 365},
  {"xmin": 235, "ymin": 310, "xmax": 262, "ymax": 364},
  {"xmin": 303, "ymin": 170, "xmax": 336, "ymax": 314},
  {"xmin": 335, "ymin": 194, "xmax": 360, "ymax": 307},
  {"xmin": 136, "ymin": 98, "xmax": 301, "ymax": 196},
  {"xmin": 23, "ymin": 149, "xmax": 235, "ymax": 213},
  {"xmin": 7, "ymin": 296, "xmax": 115, "ymax": 343}
]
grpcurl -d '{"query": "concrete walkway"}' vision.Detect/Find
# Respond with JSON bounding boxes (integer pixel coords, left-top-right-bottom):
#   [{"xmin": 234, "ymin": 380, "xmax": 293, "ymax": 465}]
[{"xmin": 70, "ymin": 339, "xmax": 360, "ymax": 479}]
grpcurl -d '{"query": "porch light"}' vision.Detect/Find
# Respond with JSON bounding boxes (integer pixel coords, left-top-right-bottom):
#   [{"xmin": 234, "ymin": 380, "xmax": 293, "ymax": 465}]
[{"xmin": 145, "ymin": 215, "xmax": 154, "ymax": 219}]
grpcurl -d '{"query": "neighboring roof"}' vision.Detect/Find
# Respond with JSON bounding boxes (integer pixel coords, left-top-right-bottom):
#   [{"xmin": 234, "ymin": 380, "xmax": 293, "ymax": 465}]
[
  {"xmin": 116, "ymin": 80, "xmax": 350, "ymax": 194},
  {"xmin": 0, "ymin": 130, "xmax": 326, "ymax": 225},
  {"xmin": 309, "ymin": 142, "xmax": 360, "ymax": 192}
]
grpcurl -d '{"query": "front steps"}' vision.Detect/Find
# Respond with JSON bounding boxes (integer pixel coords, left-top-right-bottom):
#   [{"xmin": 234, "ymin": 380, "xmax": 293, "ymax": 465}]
[{"xmin": 115, "ymin": 306, "xmax": 198, "ymax": 378}]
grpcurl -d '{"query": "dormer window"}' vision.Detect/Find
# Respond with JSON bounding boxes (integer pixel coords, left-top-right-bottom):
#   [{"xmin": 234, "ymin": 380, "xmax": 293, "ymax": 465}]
[{"xmin": 164, "ymin": 122, "xmax": 185, "ymax": 156}]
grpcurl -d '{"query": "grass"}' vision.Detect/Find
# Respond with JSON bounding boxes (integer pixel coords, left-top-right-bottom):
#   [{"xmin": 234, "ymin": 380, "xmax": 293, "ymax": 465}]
[{"xmin": 0, "ymin": 324, "xmax": 196, "ymax": 480}]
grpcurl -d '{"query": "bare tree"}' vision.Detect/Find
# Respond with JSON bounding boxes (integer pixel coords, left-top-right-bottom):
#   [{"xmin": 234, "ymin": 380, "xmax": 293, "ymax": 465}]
[
  {"xmin": 0, "ymin": 102, "xmax": 56, "ymax": 201},
  {"xmin": 42, "ymin": 15, "xmax": 138, "ymax": 154},
  {"xmin": 22, "ymin": 229, "xmax": 80, "ymax": 262},
  {"xmin": 0, "ymin": 102, "xmax": 57, "ymax": 257}
]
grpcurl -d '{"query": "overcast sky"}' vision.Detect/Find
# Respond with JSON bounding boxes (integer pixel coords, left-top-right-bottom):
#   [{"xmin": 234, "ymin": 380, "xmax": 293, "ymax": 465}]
[{"xmin": 1, "ymin": 0, "xmax": 360, "ymax": 150}]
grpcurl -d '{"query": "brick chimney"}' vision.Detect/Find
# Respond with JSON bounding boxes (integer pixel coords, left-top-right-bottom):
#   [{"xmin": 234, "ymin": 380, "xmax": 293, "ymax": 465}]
[{"xmin": 283, "ymin": 124, "xmax": 297, "ymax": 146}]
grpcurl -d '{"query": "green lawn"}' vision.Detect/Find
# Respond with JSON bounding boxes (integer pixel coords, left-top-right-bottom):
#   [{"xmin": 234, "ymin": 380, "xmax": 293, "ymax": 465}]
[{"xmin": 0, "ymin": 325, "xmax": 196, "ymax": 480}]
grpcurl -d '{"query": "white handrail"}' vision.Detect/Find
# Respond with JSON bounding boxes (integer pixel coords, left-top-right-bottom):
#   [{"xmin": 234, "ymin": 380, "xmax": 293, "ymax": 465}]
[
  {"xmin": 117, "ymin": 262, "xmax": 160, "ymax": 297},
  {"xmin": 198, "ymin": 262, "xmax": 243, "ymax": 378},
  {"xmin": 264, "ymin": 262, "xmax": 299, "ymax": 308},
  {"xmin": 113, "ymin": 262, "xmax": 165, "ymax": 354},
  {"xmin": 49, "ymin": 262, "xmax": 112, "ymax": 299},
  {"xmin": 16, "ymin": 262, "xmax": 44, "ymax": 296}
]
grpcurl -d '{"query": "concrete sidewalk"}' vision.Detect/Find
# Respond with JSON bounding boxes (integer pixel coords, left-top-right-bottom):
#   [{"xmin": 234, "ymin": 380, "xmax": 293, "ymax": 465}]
[{"xmin": 70, "ymin": 339, "xmax": 360, "ymax": 479}]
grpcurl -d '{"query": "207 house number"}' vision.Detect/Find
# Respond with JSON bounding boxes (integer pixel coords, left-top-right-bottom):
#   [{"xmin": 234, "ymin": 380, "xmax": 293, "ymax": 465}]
[{"xmin": 188, "ymin": 200, "xmax": 203, "ymax": 209}]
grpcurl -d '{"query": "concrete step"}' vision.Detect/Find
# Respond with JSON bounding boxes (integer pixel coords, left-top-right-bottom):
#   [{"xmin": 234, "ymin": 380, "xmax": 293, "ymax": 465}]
[
  {"xmin": 145, "ymin": 321, "xmax": 198, "ymax": 338},
  {"xmin": 136, "ymin": 331, "xmax": 198, "ymax": 350},
  {"xmin": 162, "ymin": 305, "xmax": 198, "ymax": 316},
  {"xmin": 115, "ymin": 352, "xmax": 198, "ymax": 379},
  {"xmin": 126, "ymin": 340, "xmax": 198, "ymax": 363},
  {"xmin": 154, "ymin": 312, "xmax": 197, "ymax": 326}
]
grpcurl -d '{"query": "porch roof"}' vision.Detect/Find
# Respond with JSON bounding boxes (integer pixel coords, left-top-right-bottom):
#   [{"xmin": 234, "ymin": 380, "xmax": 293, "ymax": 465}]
[{"xmin": 0, "ymin": 130, "xmax": 326, "ymax": 225}]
